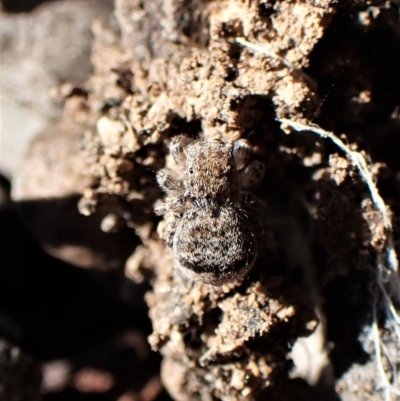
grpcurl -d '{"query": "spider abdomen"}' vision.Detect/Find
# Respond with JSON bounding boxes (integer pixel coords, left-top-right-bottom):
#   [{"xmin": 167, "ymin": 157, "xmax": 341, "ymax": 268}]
[{"xmin": 173, "ymin": 206, "xmax": 256, "ymax": 286}]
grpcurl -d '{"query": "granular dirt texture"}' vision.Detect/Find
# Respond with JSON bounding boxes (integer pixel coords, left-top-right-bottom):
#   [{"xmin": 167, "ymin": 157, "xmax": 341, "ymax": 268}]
[
  {"xmin": 11, "ymin": 0, "xmax": 400, "ymax": 400},
  {"xmin": 148, "ymin": 271, "xmax": 318, "ymax": 400}
]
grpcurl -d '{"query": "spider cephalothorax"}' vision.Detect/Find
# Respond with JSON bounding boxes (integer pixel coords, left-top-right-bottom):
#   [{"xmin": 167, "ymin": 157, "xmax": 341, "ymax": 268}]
[{"xmin": 155, "ymin": 136, "xmax": 264, "ymax": 286}]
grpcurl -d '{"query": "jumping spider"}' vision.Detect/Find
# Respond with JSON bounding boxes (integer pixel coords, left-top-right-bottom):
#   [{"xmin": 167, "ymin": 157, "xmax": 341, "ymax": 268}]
[{"xmin": 155, "ymin": 136, "xmax": 265, "ymax": 286}]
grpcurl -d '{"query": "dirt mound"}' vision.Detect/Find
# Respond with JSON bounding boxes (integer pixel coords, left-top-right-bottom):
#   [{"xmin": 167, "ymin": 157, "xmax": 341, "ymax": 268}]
[{"xmin": 7, "ymin": 0, "xmax": 400, "ymax": 400}]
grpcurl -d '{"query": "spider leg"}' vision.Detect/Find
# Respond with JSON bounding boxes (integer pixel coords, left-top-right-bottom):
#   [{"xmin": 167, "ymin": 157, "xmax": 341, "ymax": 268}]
[
  {"xmin": 154, "ymin": 195, "xmax": 186, "ymax": 216},
  {"xmin": 155, "ymin": 196, "xmax": 186, "ymax": 247},
  {"xmin": 170, "ymin": 135, "xmax": 193, "ymax": 166},
  {"xmin": 156, "ymin": 169, "xmax": 179, "ymax": 193},
  {"xmin": 233, "ymin": 139, "xmax": 251, "ymax": 171},
  {"xmin": 154, "ymin": 199, "xmax": 168, "ymax": 216},
  {"xmin": 239, "ymin": 160, "xmax": 265, "ymax": 188}
]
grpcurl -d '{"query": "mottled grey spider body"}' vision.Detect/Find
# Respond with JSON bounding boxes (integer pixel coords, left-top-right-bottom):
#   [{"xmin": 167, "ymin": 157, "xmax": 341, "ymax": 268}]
[{"xmin": 155, "ymin": 137, "xmax": 264, "ymax": 286}]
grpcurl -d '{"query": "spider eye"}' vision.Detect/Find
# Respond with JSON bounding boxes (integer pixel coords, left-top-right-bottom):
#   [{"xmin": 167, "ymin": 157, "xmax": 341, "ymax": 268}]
[{"xmin": 188, "ymin": 167, "xmax": 194, "ymax": 174}]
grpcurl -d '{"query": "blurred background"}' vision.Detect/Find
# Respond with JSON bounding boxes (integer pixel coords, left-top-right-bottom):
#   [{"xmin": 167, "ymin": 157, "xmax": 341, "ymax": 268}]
[
  {"xmin": 0, "ymin": 1, "xmax": 170, "ymax": 400},
  {"xmin": 0, "ymin": 0, "xmax": 112, "ymax": 176}
]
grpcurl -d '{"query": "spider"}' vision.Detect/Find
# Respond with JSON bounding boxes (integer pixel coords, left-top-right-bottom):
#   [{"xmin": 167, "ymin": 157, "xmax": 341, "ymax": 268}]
[{"xmin": 155, "ymin": 136, "xmax": 265, "ymax": 286}]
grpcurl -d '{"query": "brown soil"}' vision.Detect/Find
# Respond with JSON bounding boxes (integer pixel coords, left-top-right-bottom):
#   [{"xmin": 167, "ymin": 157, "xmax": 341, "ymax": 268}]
[{"xmin": 2, "ymin": 0, "xmax": 400, "ymax": 400}]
